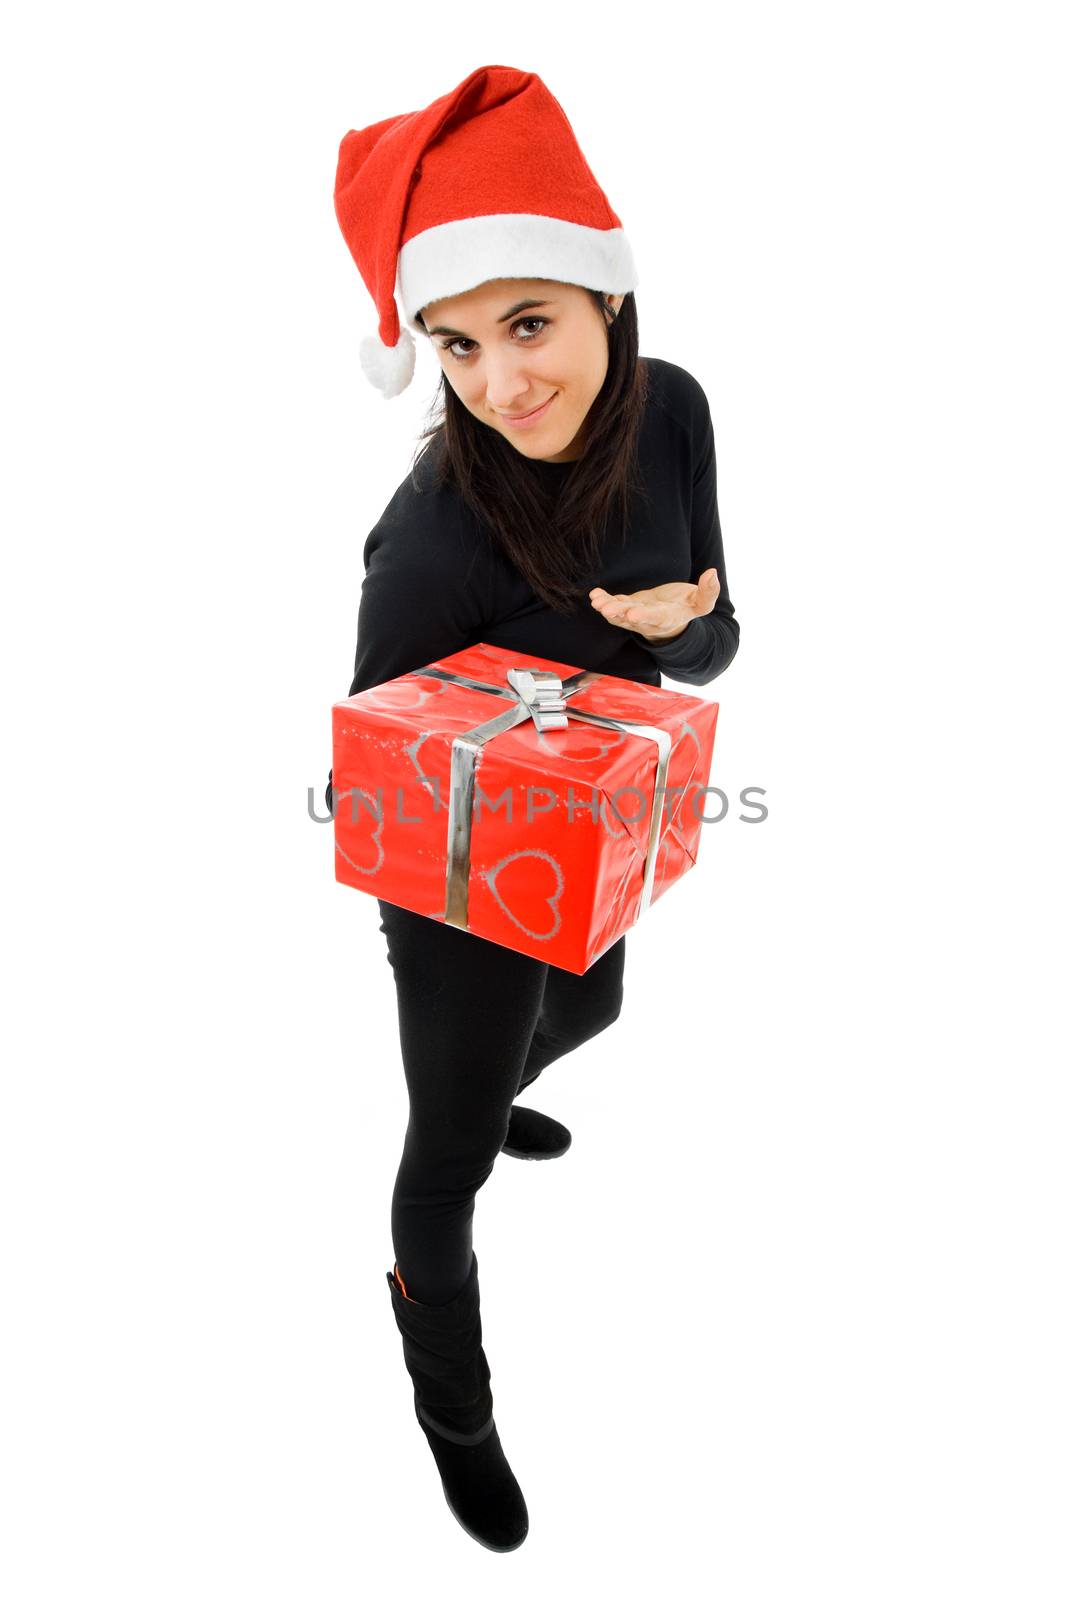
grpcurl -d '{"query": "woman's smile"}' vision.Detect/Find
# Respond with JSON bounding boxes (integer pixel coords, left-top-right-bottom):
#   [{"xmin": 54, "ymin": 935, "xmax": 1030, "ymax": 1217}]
[{"xmin": 497, "ymin": 393, "xmax": 558, "ymax": 428}]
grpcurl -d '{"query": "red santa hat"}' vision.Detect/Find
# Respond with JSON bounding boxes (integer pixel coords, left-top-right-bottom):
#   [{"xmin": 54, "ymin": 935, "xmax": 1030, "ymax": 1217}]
[{"xmin": 333, "ymin": 64, "xmax": 638, "ymax": 398}]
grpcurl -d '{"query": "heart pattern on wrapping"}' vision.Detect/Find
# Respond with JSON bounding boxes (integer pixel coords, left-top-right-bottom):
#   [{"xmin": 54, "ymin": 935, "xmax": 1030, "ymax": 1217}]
[
  {"xmin": 334, "ymin": 787, "xmax": 385, "ymax": 876},
  {"xmin": 507, "ymin": 721, "xmax": 629, "ymax": 765},
  {"xmin": 357, "ymin": 675, "xmax": 446, "ymax": 712},
  {"xmin": 484, "ymin": 849, "xmax": 564, "ymax": 941}
]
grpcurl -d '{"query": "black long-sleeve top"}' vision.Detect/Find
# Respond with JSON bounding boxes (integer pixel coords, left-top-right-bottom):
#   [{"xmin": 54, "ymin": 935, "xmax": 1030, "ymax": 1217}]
[{"xmin": 327, "ymin": 356, "xmax": 739, "ymax": 809}]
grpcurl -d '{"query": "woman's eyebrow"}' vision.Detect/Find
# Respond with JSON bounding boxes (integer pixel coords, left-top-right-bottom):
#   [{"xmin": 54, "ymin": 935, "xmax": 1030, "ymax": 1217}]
[{"xmin": 427, "ymin": 299, "xmax": 556, "ymax": 338}]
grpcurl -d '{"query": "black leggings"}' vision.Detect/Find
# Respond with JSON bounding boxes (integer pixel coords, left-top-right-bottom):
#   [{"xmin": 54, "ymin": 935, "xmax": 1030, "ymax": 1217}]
[{"xmin": 377, "ymin": 899, "xmax": 626, "ymax": 1304}]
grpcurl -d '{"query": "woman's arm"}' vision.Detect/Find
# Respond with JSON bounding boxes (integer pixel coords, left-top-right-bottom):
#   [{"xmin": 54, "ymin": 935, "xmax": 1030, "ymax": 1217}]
[
  {"xmin": 346, "ymin": 512, "xmax": 483, "ymax": 696},
  {"xmin": 326, "ymin": 480, "xmax": 485, "ymax": 813},
  {"xmin": 636, "ymin": 398, "xmax": 740, "ymax": 687}
]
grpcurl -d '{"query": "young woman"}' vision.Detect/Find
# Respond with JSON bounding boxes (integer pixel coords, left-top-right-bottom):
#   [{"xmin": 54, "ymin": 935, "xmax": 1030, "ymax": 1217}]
[{"xmin": 329, "ymin": 66, "xmax": 740, "ymax": 1552}]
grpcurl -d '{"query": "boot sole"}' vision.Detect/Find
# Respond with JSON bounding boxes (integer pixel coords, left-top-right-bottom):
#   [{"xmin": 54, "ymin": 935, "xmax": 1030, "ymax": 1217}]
[
  {"xmin": 500, "ymin": 1140, "xmax": 571, "ymax": 1161},
  {"xmin": 440, "ymin": 1483, "xmax": 529, "ymax": 1552}
]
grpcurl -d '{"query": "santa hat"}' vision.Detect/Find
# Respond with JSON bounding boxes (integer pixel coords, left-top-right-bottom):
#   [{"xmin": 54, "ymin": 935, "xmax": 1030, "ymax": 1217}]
[{"xmin": 333, "ymin": 64, "xmax": 638, "ymax": 398}]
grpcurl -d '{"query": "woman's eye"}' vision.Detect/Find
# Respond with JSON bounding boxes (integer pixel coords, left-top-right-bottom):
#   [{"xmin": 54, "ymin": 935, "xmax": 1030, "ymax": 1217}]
[{"xmin": 441, "ymin": 316, "xmax": 548, "ymax": 363}]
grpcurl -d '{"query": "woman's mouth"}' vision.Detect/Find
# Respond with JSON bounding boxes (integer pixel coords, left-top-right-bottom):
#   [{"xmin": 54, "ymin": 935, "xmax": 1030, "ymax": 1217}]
[{"xmin": 499, "ymin": 393, "xmax": 558, "ymax": 428}]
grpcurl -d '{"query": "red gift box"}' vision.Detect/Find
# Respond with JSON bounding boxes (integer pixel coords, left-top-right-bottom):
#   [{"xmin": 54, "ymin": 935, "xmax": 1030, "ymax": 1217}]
[{"xmin": 331, "ymin": 642, "xmax": 719, "ymax": 974}]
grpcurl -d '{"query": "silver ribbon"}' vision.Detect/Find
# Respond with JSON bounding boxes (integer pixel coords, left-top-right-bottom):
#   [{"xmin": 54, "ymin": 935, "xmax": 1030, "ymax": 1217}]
[{"xmin": 411, "ymin": 663, "xmax": 673, "ymax": 933}]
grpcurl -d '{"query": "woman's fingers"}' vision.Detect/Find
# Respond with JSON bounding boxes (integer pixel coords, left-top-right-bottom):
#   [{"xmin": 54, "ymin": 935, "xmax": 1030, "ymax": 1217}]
[
  {"xmin": 589, "ymin": 586, "xmax": 637, "ymax": 622},
  {"xmin": 589, "ymin": 573, "xmax": 718, "ymax": 640},
  {"xmin": 590, "ymin": 583, "xmax": 708, "ymax": 632}
]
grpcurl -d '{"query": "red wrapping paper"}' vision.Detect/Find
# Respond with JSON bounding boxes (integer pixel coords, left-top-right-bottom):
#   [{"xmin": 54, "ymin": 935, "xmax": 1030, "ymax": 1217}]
[{"xmin": 331, "ymin": 642, "xmax": 719, "ymax": 974}]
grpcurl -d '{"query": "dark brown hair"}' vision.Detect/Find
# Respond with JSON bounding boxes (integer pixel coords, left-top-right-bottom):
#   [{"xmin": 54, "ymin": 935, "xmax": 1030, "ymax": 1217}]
[{"xmin": 409, "ymin": 290, "xmax": 650, "ymax": 615}]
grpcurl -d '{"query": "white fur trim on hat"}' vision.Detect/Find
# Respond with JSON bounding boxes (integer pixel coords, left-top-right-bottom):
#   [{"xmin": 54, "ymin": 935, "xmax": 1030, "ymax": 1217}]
[
  {"xmin": 398, "ymin": 213, "xmax": 638, "ymax": 325},
  {"xmin": 359, "ymin": 323, "xmax": 416, "ymax": 398}
]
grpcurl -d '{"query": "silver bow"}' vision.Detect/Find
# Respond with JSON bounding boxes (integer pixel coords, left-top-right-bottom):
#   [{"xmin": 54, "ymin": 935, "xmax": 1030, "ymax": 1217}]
[{"xmin": 505, "ymin": 666, "xmax": 569, "ymax": 732}]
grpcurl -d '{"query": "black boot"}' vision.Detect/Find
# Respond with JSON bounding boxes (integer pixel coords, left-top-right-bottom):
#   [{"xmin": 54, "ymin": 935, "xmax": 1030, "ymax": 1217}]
[
  {"xmin": 386, "ymin": 1252, "xmax": 529, "ymax": 1552},
  {"xmin": 502, "ymin": 1105, "xmax": 572, "ymax": 1160}
]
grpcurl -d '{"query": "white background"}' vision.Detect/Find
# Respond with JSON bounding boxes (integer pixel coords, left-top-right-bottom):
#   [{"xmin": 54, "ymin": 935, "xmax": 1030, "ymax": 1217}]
[{"xmin": 3, "ymin": 3, "xmax": 1064, "ymax": 1595}]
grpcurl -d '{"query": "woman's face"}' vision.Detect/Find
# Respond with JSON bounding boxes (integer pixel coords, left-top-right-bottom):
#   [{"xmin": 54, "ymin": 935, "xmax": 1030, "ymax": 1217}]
[{"xmin": 419, "ymin": 278, "xmax": 624, "ymax": 463}]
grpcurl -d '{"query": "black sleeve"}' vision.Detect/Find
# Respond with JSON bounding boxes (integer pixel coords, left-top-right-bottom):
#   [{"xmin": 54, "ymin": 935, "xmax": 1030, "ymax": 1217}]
[
  {"xmin": 326, "ymin": 477, "xmax": 487, "ymax": 815},
  {"xmin": 636, "ymin": 382, "xmax": 740, "ymax": 687}
]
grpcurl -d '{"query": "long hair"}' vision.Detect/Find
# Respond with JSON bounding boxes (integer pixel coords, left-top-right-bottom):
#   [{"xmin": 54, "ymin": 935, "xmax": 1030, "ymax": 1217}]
[{"xmin": 409, "ymin": 290, "xmax": 650, "ymax": 615}]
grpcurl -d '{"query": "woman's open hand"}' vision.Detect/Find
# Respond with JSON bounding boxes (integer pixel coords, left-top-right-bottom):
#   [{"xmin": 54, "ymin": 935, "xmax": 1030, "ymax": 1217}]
[{"xmin": 588, "ymin": 568, "xmax": 720, "ymax": 642}]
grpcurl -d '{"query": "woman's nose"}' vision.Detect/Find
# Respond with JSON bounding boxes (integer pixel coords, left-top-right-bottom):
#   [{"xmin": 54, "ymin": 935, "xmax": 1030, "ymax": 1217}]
[{"xmin": 483, "ymin": 353, "xmax": 534, "ymax": 412}]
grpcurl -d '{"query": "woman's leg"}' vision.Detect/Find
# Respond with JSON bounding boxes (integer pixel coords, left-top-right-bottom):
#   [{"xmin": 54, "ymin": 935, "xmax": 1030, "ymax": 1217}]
[
  {"xmin": 514, "ymin": 934, "xmax": 627, "ymax": 1098},
  {"xmin": 377, "ymin": 900, "xmax": 550, "ymax": 1305}
]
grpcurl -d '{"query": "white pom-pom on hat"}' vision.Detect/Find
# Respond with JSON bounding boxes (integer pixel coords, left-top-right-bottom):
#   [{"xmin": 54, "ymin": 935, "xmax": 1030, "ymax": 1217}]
[{"xmin": 358, "ymin": 324, "xmax": 416, "ymax": 399}]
